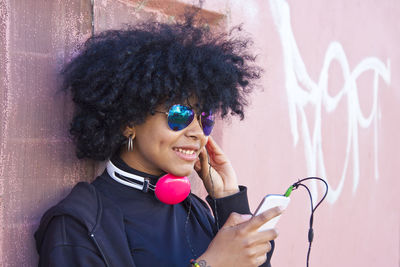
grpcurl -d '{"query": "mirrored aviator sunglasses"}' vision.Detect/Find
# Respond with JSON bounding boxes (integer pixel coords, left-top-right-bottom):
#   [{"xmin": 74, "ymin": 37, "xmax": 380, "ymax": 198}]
[{"xmin": 155, "ymin": 104, "xmax": 215, "ymax": 136}]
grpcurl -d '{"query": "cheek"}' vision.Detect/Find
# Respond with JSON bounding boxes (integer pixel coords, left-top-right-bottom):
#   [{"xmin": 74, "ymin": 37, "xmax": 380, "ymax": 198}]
[{"xmin": 149, "ymin": 132, "xmax": 177, "ymax": 155}]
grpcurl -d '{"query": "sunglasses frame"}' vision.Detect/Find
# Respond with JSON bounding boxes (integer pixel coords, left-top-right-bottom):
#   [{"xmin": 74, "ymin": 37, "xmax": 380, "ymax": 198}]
[{"xmin": 154, "ymin": 104, "xmax": 215, "ymax": 136}]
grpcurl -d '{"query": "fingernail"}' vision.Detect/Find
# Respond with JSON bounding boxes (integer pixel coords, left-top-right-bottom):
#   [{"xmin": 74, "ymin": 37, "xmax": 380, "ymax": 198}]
[
  {"xmin": 277, "ymin": 206, "xmax": 285, "ymax": 213},
  {"xmin": 241, "ymin": 214, "xmax": 252, "ymax": 220}
]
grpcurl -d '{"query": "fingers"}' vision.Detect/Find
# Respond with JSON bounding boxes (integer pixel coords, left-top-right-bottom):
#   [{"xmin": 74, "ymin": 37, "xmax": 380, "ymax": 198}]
[
  {"xmin": 250, "ymin": 229, "xmax": 278, "ymax": 246},
  {"xmin": 222, "ymin": 212, "xmax": 252, "ymax": 228},
  {"xmin": 206, "ymin": 136, "xmax": 223, "ymax": 156},
  {"xmin": 244, "ymin": 206, "xmax": 283, "ymax": 232},
  {"xmin": 252, "ymin": 244, "xmax": 269, "ymax": 265},
  {"xmin": 244, "ymin": 243, "xmax": 270, "ymax": 266},
  {"xmin": 214, "ymin": 211, "xmax": 279, "ymax": 267},
  {"xmin": 195, "ymin": 147, "xmax": 210, "ymax": 180},
  {"xmin": 194, "ymin": 148, "xmax": 207, "ymax": 171},
  {"xmin": 206, "ymin": 136, "xmax": 230, "ymax": 167},
  {"xmin": 198, "ymin": 147, "xmax": 209, "ymax": 166},
  {"xmin": 254, "ymin": 255, "xmax": 268, "ymax": 267},
  {"xmin": 194, "ymin": 159, "xmax": 201, "ymax": 172}
]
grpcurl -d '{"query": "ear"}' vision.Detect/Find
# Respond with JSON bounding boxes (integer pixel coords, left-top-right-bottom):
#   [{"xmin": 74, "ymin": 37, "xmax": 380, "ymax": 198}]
[{"xmin": 123, "ymin": 125, "xmax": 136, "ymax": 139}]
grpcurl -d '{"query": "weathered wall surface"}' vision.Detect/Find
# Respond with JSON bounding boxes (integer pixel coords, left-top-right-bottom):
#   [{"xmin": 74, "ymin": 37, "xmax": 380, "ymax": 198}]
[
  {"xmin": 0, "ymin": 0, "xmax": 398, "ymax": 266},
  {"xmin": 0, "ymin": 1, "xmax": 94, "ymax": 266},
  {"xmin": 205, "ymin": 0, "xmax": 399, "ymax": 266},
  {"xmin": 0, "ymin": 1, "xmax": 224, "ymax": 266}
]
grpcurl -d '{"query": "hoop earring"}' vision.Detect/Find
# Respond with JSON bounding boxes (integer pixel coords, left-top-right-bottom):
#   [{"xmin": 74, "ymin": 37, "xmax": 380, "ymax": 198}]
[{"xmin": 127, "ymin": 135, "xmax": 134, "ymax": 152}]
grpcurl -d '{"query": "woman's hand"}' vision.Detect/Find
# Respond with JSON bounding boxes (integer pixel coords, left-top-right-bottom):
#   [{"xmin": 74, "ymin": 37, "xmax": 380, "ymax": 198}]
[
  {"xmin": 196, "ymin": 207, "xmax": 282, "ymax": 267},
  {"xmin": 194, "ymin": 136, "xmax": 239, "ymax": 198}
]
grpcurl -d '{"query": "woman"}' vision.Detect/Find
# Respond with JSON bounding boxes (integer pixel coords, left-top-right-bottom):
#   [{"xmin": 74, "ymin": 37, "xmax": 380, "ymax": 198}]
[{"xmin": 35, "ymin": 15, "xmax": 281, "ymax": 267}]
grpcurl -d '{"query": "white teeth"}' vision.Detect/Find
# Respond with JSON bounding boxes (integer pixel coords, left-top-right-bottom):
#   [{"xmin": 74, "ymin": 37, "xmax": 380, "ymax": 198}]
[{"xmin": 176, "ymin": 148, "xmax": 195, "ymax": 155}]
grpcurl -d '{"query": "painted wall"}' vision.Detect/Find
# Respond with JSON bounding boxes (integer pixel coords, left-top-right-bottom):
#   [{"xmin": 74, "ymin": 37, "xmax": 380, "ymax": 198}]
[
  {"xmin": 205, "ymin": 1, "xmax": 399, "ymax": 266},
  {"xmin": 0, "ymin": 1, "xmax": 94, "ymax": 266},
  {"xmin": 0, "ymin": 0, "xmax": 398, "ymax": 266}
]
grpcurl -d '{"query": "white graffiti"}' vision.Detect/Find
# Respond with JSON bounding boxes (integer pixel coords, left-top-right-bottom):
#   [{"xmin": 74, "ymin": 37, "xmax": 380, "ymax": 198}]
[{"xmin": 269, "ymin": 0, "xmax": 391, "ymax": 203}]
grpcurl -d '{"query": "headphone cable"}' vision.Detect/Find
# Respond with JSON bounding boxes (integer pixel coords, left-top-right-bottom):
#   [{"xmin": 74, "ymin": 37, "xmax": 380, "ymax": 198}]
[{"xmin": 284, "ymin": 177, "xmax": 329, "ymax": 267}]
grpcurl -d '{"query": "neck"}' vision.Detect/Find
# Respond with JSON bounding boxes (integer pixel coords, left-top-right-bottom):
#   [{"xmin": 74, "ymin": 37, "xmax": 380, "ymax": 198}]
[{"xmin": 119, "ymin": 148, "xmax": 164, "ymax": 177}]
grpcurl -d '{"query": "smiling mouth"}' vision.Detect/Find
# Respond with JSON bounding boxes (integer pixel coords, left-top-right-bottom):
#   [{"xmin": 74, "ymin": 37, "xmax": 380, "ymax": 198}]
[
  {"xmin": 173, "ymin": 148, "xmax": 196, "ymax": 155},
  {"xmin": 173, "ymin": 147, "xmax": 198, "ymax": 161}
]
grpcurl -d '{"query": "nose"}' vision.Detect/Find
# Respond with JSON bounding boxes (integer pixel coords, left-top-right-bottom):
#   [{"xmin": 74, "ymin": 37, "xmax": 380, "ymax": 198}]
[{"xmin": 185, "ymin": 115, "xmax": 205, "ymax": 139}]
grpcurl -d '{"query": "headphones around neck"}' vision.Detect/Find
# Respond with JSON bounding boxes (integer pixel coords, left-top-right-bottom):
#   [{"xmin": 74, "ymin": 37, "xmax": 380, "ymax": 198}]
[{"xmin": 106, "ymin": 161, "xmax": 191, "ymax": 205}]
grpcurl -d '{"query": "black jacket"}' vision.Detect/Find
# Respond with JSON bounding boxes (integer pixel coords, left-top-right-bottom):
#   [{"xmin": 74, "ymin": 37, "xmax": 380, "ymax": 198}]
[{"xmin": 35, "ymin": 171, "xmax": 274, "ymax": 267}]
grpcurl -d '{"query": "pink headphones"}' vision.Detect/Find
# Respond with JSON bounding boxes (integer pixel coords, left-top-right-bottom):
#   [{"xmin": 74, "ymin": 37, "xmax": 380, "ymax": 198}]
[{"xmin": 106, "ymin": 161, "xmax": 191, "ymax": 205}]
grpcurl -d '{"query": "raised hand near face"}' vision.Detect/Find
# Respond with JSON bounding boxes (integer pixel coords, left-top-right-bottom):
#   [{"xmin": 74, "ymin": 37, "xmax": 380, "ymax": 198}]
[{"xmin": 194, "ymin": 136, "xmax": 239, "ymax": 198}]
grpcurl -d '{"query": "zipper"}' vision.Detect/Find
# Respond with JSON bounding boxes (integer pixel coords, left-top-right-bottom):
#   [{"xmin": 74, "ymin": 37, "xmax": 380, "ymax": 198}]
[{"xmin": 89, "ymin": 232, "xmax": 111, "ymax": 267}]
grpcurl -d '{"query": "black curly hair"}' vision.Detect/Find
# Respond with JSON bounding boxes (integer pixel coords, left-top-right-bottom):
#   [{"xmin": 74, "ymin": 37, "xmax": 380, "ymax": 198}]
[{"xmin": 62, "ymin": 15, "xmax": 261, "ymax": 160}]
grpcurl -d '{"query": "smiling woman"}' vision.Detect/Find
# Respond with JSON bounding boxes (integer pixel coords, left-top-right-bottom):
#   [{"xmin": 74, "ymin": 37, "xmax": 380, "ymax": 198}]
[
  {"xmin": 34, "ymin": 11, "xmax": 281, "ymax": 267},
  {"xmin": 122, "ymin": 102, "xmax": 210, "ymax": 177}
]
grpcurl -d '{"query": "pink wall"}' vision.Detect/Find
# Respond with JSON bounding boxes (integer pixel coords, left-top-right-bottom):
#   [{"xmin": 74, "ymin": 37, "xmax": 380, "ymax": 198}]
[
  {"xmin": 204, "ymin": 0, "xmax": 399, "ymax": 266},
  {"xmin": 0, "ymin": 0, "xmax": 399, "ymax": 266},
  {"xmin": 0, "ymin": 1, "xmax": 94, "ymax": 266}
]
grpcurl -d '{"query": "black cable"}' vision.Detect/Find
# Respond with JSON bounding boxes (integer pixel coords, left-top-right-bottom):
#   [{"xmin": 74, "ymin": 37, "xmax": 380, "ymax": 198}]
[
  {"xmin": 289, "ymin": 177, "xmax": 328, "ymax": 267},
  {"xmin": 184, "ymin": 195, "xmax": 197, "ymax": 258},
  {"xmin": 207, "ymin": 152, "xmax": 220, "ymax": 230},
  {"xmin": 186, "ymin": 150, "xmax": 219, "ymax": 260},
  {"xmin": 296, "ymin": 183, "xmax": 313, "ymax": 267},
  {"xmin": 292, "ymin": 177, "xmax": 329, "ymax": 211}
]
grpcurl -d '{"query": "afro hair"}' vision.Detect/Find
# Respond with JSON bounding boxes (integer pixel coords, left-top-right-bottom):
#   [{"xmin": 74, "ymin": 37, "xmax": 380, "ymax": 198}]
[{"xmin": 62, "ymin": 15, "xmax": 261, "ymax": 160}]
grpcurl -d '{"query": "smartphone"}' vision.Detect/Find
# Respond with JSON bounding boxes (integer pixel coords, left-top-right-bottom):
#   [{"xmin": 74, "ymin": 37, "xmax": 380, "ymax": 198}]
[{"xmin": 254, "ymin": 194, "xmax": 291, "ymax": 232}]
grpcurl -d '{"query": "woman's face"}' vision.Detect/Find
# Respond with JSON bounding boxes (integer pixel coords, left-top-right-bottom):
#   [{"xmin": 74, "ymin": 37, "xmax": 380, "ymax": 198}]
[{"xmin": 122, "ymin": 105, "xmax": 209, "ymax": 177}]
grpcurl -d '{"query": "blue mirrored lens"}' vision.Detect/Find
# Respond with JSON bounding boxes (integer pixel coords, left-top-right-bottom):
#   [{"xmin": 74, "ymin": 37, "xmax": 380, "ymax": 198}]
[
  {"xmin": 200, "ymin": 112, "xmax": 215, "ymax": 136},
  {"xmin": 168, "ymin": 105, "xmax": 194, "ymax": 131}
]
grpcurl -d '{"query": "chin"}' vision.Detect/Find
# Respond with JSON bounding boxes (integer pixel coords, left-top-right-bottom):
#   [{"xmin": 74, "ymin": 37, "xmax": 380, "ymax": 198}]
[{"xmin": 168, "ymin": 167, "xmax": 193, "ymax": 178}]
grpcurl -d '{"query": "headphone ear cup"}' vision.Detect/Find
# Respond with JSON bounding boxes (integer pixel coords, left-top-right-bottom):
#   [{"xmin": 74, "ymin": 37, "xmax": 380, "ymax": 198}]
[{"xmin": 154, "ymin": 174, "xmax": 191, "ymax": 205}]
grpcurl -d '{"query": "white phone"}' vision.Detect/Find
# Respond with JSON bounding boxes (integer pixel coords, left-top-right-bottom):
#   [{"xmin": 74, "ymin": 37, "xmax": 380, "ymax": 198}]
[{"xmin": 253, "ymin": 194, "xmax": 291, "ymax": 232}]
